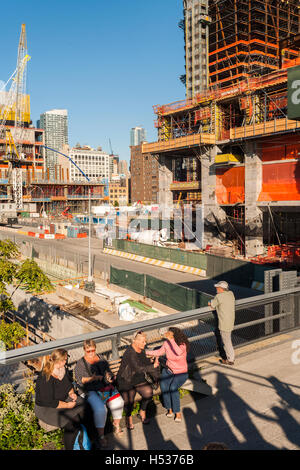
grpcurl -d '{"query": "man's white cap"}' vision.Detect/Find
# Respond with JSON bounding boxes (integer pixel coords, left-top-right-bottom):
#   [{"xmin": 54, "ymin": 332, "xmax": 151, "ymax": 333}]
[{"xmin": 214, "ymin": 281, "xmax": 229, "ymax": 290}]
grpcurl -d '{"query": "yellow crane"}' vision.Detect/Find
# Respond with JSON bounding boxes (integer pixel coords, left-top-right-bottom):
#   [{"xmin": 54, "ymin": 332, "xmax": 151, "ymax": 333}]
[{"xmin": 0, "ymin": 24, "xmax": 31, "ymax": 210}]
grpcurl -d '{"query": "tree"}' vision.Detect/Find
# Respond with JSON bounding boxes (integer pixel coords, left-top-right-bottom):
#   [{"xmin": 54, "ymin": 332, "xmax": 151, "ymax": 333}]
[{"xmin": 0, "ymin": 239, "xmax": 54, "ymax": 316}]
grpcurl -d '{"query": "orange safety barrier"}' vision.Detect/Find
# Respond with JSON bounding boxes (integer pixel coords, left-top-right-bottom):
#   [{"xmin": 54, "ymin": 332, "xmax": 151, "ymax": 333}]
[
  {"xmin": 216, "ymin": 166, "xmax": 245, "ymax": 204},
  {"xmin": 77, "ymin": 233, "xmax": 87, "ymax": 238},
  {"xmin": 258, "ymin": 161, "xmax": 300, "ymax": 202},
  {"xmin": 55, "ymin": 234, "xmax": 65, "ymax": 239},
  {"xmin": 28, "ymin": 232, "xmax": 35, "ymax": 237},
  {"xmin": 39, "ymin": 234, "xmax": 45, "ymax": 239}
]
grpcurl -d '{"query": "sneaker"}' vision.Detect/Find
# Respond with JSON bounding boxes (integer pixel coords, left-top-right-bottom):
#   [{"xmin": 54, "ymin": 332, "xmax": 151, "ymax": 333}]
[
  {"xmin": 166, "ymin": 412, "xmax": 174, "ymax": 418},
  {"xmin": 174, "ymin": 417, "xmax": 182, "ymax": 423}
]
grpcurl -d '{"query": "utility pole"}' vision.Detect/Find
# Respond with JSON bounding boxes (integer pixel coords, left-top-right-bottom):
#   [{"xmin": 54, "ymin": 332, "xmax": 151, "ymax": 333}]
[{"xmin": 88, "ymin": 186, "xmax": 92, "ymax": 282}]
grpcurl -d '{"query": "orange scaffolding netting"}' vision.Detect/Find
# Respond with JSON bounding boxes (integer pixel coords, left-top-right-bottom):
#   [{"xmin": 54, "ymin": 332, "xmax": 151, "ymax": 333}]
[
  {"xmin": 216, "ymin": 167, "xmax": 245, "ymax": 204},
  {"xmin": 258, "ymin": 161, "xmax": 300, "ymax": 202}
]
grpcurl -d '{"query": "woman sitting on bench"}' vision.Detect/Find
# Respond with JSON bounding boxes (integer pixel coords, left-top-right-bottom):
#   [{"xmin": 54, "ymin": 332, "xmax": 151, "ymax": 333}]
[
  {"xmin": 74, "ymin": 340, "xmax": 124, "ymax": 448},
  {"xmin": 34, "ymin": 348, "xmax": 85, "ymax": 450},
  {"xmin": 116, "ymin": 331, "xmax": 159, "ymax": 430},
  {"xmin": 146, "ymin": 327, "xmax": 190, "ymax": 423}
]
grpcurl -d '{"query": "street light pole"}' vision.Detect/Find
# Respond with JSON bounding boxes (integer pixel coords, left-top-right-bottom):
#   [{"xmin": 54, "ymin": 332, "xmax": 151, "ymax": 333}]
[
  {"xmin": 88, "ymin": 186, "xmax": 92, "ymax": 282},
  {"xmin": 41, "ymin": 145, "xmax": 93, "ymax": 283}
]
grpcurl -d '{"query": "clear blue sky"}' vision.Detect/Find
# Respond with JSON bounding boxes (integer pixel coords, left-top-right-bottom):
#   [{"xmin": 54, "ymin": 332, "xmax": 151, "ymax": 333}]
[{"xmin": 1, "ymin": 0, "xmax": 185, "ymax": 162}]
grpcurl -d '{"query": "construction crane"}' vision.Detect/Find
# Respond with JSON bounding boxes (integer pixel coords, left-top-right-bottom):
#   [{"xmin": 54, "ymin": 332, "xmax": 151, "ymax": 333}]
[
  {"xmin": 109, "ymin": 138, "xmax": 114, "ymax": 156},
  {"xmin": 0, "ymin": 24, "xmax": 30, "ymax": 210}
]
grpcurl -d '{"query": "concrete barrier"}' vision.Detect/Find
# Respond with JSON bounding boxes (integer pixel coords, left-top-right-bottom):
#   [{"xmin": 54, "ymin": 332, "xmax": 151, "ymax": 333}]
[{"xmin": 55, "ymin": 285, "xmax": 112, "ymax": 310}]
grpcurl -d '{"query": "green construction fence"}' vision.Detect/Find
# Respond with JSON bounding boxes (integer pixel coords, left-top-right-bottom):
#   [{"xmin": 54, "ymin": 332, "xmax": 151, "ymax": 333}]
[
  {"xmin": 110, "ymin": 266, "xmax": 212, "ymax": 312},
  {"xmin": 108, "ymin": 240, "xmax": 273, "ymax": 289}
]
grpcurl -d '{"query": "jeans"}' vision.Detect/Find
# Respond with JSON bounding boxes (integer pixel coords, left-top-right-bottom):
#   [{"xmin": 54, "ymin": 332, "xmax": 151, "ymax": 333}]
[
  {"xmin": 87, "ymin": 391, "xmax": 107, "ymax": 428},
  {"xmin": 160, "ymin": 368, "xmax": 188, "ymax": 414}
]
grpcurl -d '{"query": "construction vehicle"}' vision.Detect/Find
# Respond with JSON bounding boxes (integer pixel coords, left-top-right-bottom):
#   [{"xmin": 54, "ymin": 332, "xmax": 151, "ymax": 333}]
[{"xmin": 61, "ymin": 206, "xmax": 73, "ymax": 219}]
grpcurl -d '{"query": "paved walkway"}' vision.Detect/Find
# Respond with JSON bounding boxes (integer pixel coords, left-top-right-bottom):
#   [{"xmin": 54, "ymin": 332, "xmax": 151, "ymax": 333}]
[{"xmin": 107, "ymin": 329, "xmax": 300, "ymax": 450}]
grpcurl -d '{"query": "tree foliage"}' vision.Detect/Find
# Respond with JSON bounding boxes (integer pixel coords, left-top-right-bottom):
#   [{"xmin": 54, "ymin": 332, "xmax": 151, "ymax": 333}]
[
  {"xmin": 0, "ymin": 239, "xmax": 54, "ymax": 314},
  {"xmin": 0, "ymin": 320, "xmax": 25, "ymax": 350}
]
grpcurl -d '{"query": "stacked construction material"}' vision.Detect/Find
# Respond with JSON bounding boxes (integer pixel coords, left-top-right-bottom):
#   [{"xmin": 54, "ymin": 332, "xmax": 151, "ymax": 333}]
[{"xmin": 252, "ymin": 244, "xmax": 300, "ymax": 266}]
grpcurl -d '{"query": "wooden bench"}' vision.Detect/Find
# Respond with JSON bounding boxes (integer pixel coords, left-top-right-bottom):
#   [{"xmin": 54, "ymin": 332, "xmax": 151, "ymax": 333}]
[{"xmin": 108, "ymin": 358, "xmax": 216, "ymax": 397}]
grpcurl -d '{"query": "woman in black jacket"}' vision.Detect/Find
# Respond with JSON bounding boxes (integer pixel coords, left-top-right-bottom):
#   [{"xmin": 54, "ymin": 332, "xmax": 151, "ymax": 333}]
[
  {"xmin": 116, "ymin": 331, "xmax": 159, "ymax": 430},
  {"xmin": 34, "ymin": 349, "xmax": 85, "ymax": 450}
]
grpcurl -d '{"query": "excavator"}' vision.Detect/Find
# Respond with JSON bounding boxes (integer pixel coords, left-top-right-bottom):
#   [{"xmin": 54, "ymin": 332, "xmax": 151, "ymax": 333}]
[{"xmin": 61, "ymin": 206, "xmax": 73, "ymax": 219}]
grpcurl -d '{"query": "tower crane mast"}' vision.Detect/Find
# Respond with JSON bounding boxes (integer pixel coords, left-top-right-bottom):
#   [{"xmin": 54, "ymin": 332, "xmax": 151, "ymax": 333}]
[{"xmin": 0, "ymin": 24, "xmax": 31, "ymax": 210}]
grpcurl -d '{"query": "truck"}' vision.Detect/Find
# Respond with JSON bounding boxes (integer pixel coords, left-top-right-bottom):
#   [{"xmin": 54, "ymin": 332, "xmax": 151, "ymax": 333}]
[{"xmin": 0, "ymin": 203, "xmax": 18, "ymax": 226}]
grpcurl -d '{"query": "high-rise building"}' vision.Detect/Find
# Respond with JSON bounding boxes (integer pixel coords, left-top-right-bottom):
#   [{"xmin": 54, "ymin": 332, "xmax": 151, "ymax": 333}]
[
  {"xmin": 130, "ymin": 144, "xmax": 159, "ymax": 204},
  {"xmin": 183, "ymin": 1, "xmax": 300, "ymax": 95},
  {"xmin": 130, "ymin": 126, "xmax": 147, "ymax": 147},
  {"xmin": 208, "ymin": 0, "xmax": 300, "ymax": 89},
  {"xmin": 39, "ymin": 109, "xmax": 68, "ymax": 178},
  {"xmin": 183, "ymin": 0, "xmax": 210, "ymax": 98}
]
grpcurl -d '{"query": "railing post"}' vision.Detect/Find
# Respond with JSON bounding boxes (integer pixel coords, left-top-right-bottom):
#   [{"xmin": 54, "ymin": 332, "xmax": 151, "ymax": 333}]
[
  {"xmin": 26, "ymin": 323, "xmax": 29, "ymax": 346},
  {"xmin": 111, "ymin": 334, "xmax": 120, "ymax": 360}
]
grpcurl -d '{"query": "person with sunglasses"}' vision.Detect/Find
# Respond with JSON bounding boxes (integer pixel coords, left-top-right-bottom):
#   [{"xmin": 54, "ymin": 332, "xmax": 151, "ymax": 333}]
[
  {"xmin": 116, "ymin": 331, "xmax": 159, "ymax": 430},
  {"xmin": 74, "ymin": 340, "xmax": 124, "ymax": 448}
]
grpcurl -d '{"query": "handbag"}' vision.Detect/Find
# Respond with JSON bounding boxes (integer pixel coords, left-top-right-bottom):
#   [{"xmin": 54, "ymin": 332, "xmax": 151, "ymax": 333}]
[
  {"xmin": 144, "ymin": 371, "xmax": 159, "ymax": 390},
  {"xmin": 80, "ymin": 356, "xmax": 120, "ymax": 402},
  {"xmin": 97, "ymin": 385, "xmax": 121, "ymax": 404}
]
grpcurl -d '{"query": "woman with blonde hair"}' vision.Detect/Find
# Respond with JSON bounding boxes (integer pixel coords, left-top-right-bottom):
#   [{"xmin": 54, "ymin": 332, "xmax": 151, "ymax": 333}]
[
  {"xmin": 74, "ymin": 339, "xmax": 124, "ymax": 448},
  {"xmin": 116, "ymin": 331, "xmax": 159, "ymax": 430},
  {"xmin": 34, "ymin": 349, "xmax": 85, "ymax": 450}
]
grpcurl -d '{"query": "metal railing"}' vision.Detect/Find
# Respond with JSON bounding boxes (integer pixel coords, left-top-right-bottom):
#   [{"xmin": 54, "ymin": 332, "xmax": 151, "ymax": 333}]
[{"xmin": 1, "ymin": 287, "xmax": 300, "ymax": 375}]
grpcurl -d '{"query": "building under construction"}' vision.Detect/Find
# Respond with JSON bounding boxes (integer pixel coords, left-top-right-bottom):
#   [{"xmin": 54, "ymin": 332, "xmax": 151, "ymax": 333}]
[
  {"xmin": 143, "ymin": 0, "xmax": 300, "ymax": 263},
  {"xmin": 0, "ymin": 25, "xmax": 105, "ymax": 217}
]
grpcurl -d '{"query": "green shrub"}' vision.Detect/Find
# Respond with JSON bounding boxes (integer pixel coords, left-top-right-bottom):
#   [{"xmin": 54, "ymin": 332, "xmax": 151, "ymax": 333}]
[
  {"xmin": 0, "ymin": 321, "xmax": 26, "ymax": 350},
  {"xmin": 0, "ymin": 382, "xmax": 63, "ymax": 450}
]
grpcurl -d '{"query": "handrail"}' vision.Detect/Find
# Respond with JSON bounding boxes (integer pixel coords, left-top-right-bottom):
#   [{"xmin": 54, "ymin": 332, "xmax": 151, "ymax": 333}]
[{"xmin": 1, "ymin": 287, "xmax": 300, "ymax": 366}]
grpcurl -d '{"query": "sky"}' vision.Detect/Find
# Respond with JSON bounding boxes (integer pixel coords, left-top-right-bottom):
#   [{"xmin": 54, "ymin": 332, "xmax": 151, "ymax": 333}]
[{"xmin": 1, "ymin": 0, "xmax": 186, "ymax": 163}]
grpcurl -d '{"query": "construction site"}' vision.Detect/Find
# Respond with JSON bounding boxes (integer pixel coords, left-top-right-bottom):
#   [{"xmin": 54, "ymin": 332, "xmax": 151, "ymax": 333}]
[
  {"xmin": 0, "ymin": 25, "xmax": 106, "ymax": 223},
  {"xmin": 141, "ymin": 0, "xmax": 300, "ymax": 267}
]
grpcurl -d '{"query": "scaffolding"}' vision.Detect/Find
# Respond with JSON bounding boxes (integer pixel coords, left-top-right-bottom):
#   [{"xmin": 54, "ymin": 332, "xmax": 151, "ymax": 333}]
[{"xmin": 208, "ymin": 0, "xmax": 300, "ymax": 89}]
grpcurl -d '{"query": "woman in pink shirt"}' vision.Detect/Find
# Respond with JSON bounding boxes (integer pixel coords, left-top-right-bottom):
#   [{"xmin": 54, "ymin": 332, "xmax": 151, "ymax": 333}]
[{"xmin": 146, "ymin": 327, "xmax": 190, "ymax": 423}]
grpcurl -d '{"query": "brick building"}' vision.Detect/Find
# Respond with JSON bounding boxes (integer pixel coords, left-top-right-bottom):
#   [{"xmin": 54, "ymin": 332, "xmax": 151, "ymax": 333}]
[{"xmin": 130, "ymin": 144, "xmax": 159, "ymax": 204}]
